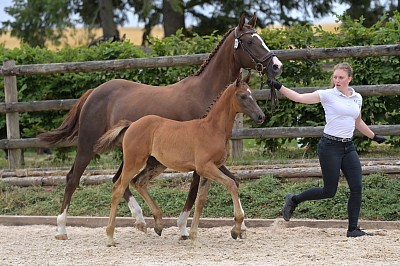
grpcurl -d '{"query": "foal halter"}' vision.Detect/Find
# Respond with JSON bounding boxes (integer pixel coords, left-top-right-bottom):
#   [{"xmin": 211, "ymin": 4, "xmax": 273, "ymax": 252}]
[{"xmin": 234, "ymin": 27, "xmax": 279, "ymax": 111}]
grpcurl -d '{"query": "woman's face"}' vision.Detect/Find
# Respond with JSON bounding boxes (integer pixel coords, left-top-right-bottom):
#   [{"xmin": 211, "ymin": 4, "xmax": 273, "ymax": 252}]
[{"xmin": 332, "ymin": 69, "xmax": 352, "ymax": 89}]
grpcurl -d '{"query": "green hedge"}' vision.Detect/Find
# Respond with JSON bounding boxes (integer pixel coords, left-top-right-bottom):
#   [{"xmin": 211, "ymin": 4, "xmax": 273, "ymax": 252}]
[{"xmin": 0, "ymin": 14, "xmax": 399, "ymax": 153}]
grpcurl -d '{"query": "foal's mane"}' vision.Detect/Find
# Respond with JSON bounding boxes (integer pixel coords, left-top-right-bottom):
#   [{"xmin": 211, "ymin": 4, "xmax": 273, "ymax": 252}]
[
  {"xmin": 193, "ymin": 28, "xmax": 235, "ymax": 76},
  {"xmin": 199, "ymin": 80, "xmax": 245, "ymax": 119}
]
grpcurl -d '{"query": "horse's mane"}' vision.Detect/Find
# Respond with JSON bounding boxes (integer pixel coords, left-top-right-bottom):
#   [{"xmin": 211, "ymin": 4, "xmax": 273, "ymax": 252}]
[
  {"xmin": 193, "ymin": 28, "xmax": 235, "ymax": 76},
  {"xmin": 199, "ymin": 80, "xmax": 243, "ymax": 119}
]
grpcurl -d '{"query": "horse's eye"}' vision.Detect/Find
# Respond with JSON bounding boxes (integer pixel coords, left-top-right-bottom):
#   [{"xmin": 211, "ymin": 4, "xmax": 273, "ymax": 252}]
[
  {"xmin": 240, "ymin": 94, "xmax": 247, "ymax": 100},
  {"xmin": 246, "ymin": 40, "xmax": 253, "ymax": 45}
]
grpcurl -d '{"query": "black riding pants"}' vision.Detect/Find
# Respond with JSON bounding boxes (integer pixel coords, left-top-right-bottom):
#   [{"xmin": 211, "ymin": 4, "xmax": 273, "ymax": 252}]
[{"xmin": 294, "ymin": 137, "xmax": 363, "ymax": 231}]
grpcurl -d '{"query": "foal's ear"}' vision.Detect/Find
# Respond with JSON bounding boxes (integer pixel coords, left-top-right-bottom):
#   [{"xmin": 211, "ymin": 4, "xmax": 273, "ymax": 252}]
[
  {"xmin": 236, "ymin": 72, "xmax": 243, "ymax": 86},
  {"xmin": 238, "ymin": 14, "xmax": 245, "ymax": 30},
  {"xmin": 248, "ymin": 12, "xmax": 257, "ymax": 28},
  {"xmin": 244, "ymin": 72, "xmax": 251, "ymax": 84}
]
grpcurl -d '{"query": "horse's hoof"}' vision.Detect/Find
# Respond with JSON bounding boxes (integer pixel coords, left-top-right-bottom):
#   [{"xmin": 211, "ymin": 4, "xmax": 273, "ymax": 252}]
[
  {"xmin": 154, "ymin": 227, "xmax": 163, "ymax": 236},
  {"xmin": 231, "ymin": 230, "xmax": 239, "ymax": 240},
  {"xmin": 106, "ymin": 240, "xmax": 116, "ymax": 247},
  {"xmin": 239, "ymin": 230, "xmax": 247, "ymax": 239},
  {"xmin": 55, "ymin": 234, "xmax": 68, "ymax": 240},
  {"xmin": 189, "ymin": 232, "xmax": 197, "ymax": 241},
  {"xmin": 179, "ymin": 235, "xmax": 189, "ymax": 241},
  {"xmin": 135, "ymin": 222, "xmax": 147, "ymax": 233}
]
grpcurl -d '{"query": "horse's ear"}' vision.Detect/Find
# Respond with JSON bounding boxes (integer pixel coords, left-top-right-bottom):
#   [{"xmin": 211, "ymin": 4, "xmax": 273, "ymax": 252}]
[
  {"xmin": 248, "ymin": 12, "xmax": 257, "ymax": 28},
  {"xmin": 244, "ymin": 72, "xmax": 251, "ymax": 83},
  {"xmin": 238, "ymin": 14, "xmax": 245, "ymax": 30},
  {"xmin": 236, "ymin": 72, "xmax": 243, "ymax": 86}
]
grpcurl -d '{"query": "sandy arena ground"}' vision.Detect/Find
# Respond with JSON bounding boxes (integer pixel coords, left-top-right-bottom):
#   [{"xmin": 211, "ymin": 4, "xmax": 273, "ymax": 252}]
[{"xmin": 1, "ymin": 221, "xmax": 399, "ymax": 266}]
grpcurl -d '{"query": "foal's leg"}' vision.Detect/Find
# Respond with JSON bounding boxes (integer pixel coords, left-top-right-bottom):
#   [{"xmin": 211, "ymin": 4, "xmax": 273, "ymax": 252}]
[
  {"xmin": 131, "ymin": 157, "xmax": 167, "ymax": 236},
  {"xmin": 177, "ymin": 165, "xmax": 247, "ymax": 240},
  {"xmin": 177, "ymin": 171, "xmax": 200, "ymax": 240},
  {"xmin": 113, "ymin": 157, "xmax": 166, "ymax": 233},
  {"xmin": 106, "ymin": 157, "xmax": 147, "ymax": 247},
  {"xmin": 189, "ymin": 176, "xmax": 211, "ymax": 241},
  {"xmin": 197, "ymin": 163, "xmax": 244, "ymax": 240},
  {"xmin": 219, "ymin": 165, "xmax": 247, "ymax": 239}
]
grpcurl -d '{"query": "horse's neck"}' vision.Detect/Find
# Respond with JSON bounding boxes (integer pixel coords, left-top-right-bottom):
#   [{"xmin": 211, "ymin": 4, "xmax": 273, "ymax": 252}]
[
  {"xmin": 204, "ymin": 87, "xmax": 237, "ymax": 138},
  {"xmin": 193, "ymin": 34, "xmax": 241, "ymax": 98}
]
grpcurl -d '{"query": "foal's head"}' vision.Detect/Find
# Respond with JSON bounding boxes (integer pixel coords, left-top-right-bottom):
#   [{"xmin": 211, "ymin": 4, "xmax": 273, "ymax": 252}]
[{"xmin": 234, "ymin": 73, "xmax": 265, "ymax": 124}]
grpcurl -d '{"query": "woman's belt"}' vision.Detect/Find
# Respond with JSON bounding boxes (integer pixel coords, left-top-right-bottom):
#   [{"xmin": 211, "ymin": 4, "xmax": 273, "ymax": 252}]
[{"xmin": 323, "ymin": 133, "xmax": 352, "ymax": 142}]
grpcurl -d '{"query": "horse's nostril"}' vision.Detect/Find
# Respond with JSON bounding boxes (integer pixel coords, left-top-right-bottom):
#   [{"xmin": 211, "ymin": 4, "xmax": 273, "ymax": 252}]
[{"xmin": 273, "ymin": 64, "xmax": 279, "ymax": 70}]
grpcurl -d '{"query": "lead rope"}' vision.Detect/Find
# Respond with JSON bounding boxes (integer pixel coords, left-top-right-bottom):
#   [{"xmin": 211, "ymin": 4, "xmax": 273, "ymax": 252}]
[{"xmin": 257, "ymin": 63, "xmax": 278, "ymax": 112}]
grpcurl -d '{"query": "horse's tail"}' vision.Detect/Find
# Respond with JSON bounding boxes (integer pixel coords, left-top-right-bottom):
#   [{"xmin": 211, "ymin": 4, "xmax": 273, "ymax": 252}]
[
  {"xmin": 37, "ymin": 89, "xmax": 94, "ymax": 146},
  {"xmin": 93, "ymin": 120, "xmax": 132, "ymax": 154}
]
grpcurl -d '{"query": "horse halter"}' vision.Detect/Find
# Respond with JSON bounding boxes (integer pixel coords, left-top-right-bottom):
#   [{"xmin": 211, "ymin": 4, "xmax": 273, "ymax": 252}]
[
  {"xmin": 234, "ymin": 27, "xmax": 279, "ymax": 111},
  {"xmin": 234, "ymin": 27, "xmax": 276, "ymax": 75}
]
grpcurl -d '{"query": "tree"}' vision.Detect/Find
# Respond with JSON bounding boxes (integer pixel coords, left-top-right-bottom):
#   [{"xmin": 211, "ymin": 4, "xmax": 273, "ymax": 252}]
[
  {"xmin": 340, "ymin": 0, "xmax": 399, "ymax": 27},
  {"xmin": 0, "ymin": 0, "xmax": 73, "ymax": 48}
]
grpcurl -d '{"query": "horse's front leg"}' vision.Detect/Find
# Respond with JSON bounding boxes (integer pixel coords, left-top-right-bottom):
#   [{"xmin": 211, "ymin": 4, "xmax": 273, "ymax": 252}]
[
  {"xmin": 219, "ymin": 165, "xmax": 247, "ymax": 239},
  {"xmin": 197, "ymin": 163, "xmax": 244, "ymax": 240},
  {"xmin": 177, "ymin": 165, "xmax": 247, "ymax": 240},
  {"xmin": 189, "ymin": 176, "xmax": 211, "ymax": 241},
  {"xmin": 132, "ymin": 157, "xmax": 167, "ymax": 236}
]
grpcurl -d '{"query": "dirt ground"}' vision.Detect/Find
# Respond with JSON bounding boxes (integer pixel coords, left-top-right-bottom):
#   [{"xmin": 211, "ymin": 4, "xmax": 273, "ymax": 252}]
[{"xmin": 1, "ymin": 221, "xmax": 399, "ymax": 265}]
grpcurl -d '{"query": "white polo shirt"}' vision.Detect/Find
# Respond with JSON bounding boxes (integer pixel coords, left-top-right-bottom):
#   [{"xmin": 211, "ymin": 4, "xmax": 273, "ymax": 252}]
[{"xmin": 317, "ymin": 87, "xmax": 362, "ymax": 138}]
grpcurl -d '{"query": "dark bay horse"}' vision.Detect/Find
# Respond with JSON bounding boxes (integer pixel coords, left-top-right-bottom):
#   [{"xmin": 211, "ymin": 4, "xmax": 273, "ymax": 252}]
[
  {"xmin": 38, "ymin": 13, "xmax": 282, "ymax": 240},
  {"xmin": 94, "ymin": 73, "xmax": 265, "ymax": 246}
]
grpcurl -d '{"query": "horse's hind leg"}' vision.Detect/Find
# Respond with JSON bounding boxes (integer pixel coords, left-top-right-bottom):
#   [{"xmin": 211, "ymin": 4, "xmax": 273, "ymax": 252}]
[
  {"xmin": 56, "ymin": 149, "xmax": 95, "ymax": 240},
  {"xmin": 107, "ymin": 158, "xmax": 146, "ymax": 247},
  {"xmin": 189, "ymin": 176, "xmax": 211, "ymax": 241},
  {"xmin": 112, "ymin": 161, "xmax": 146, "ymax": 230},
  {"xmin": 131, "ymin": 156, "xmax": 167, "ymax": 235},
  {"xmin": 177, "ymin": 171, "xmax": 200, "ymax": 240}
]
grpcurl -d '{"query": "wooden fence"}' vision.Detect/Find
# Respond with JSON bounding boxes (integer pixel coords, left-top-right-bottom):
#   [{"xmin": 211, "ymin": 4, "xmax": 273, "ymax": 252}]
[{"xmin": 1, "ymin": 44, "xmax": 400, "ymax": 169}]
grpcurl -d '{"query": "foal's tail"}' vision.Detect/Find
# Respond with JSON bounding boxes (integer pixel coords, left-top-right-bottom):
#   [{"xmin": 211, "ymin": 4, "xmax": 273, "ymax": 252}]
[
  {"xmin": 37, "ymin": 89, "xmax": 94, "ymax": 146},
  {"xmin": 93, "ymin": 120, "xmax": 132, "ymax": 154}
]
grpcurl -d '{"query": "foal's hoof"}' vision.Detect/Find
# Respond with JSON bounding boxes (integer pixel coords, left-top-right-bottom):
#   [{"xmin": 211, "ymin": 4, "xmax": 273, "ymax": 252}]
[
  {"xmin": 154, "ymin": 227, "xmax": 163, "ymax": 236},
  {"xmin": 231, "ymin": 230, "xmax": 239, "ymax": 240},
  {"xmin": 239, "ymin": 230, "xmax": 247, "ymax": 239},
  {"xmin": 106, "ymin": 239, "xmax": 116, "ymax": 247},
  {"xmin": 179, "ymin": 235, "xmax": 189, "ymax": 241},
  {"xmin": 55, "ymin": 233, "xmax": 68, "ymax": 240},
  {"xmin": 135, "ymin": 222, "xmax": 147, "ymax": 233}
]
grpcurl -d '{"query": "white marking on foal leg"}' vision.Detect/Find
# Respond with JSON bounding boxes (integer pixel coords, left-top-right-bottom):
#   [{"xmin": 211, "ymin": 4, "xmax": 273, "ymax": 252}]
[
  {"xmin": 238, "ymin": 199, "xmax": 247, "ymax": 239},
  {"xmin": 128, "ymin": 196, "xmax": 145, "ymax": 223},
  {"xmin": 55, "ymin": 207, "xmax": 68, "ymax": 240},
  {"xmin": 177, "ymin": 211, "xmax": 190, "ymax": 239},
  {"xmin": 127, "ymin": 196, "xmax": 147, "ymax": 232}
]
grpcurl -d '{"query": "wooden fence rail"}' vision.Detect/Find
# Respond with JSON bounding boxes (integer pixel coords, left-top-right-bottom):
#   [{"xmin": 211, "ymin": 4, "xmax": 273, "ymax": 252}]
[
  {"xmin": 1, "ymin": 44, "xmax": 399, "ymax": 76},
  {"xmin": 1, "ymin": 44, "xmax": 400, "ymax": 169}
]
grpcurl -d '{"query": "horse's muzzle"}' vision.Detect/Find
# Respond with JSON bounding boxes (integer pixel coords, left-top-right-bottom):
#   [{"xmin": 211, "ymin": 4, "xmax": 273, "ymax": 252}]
[{"xmin": 255, "ymin": 113, "xmax": 265, "ymax": 124}]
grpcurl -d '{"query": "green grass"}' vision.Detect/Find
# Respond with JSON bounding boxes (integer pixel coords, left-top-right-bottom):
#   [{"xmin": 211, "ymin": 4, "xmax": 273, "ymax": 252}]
[
  {"xmin": 1, "ymin": 144, "xmax": 399, "ymax": 221},
  {"xmin": 1, "ymin": 173, "xmax": 399, "ymax": 221}
]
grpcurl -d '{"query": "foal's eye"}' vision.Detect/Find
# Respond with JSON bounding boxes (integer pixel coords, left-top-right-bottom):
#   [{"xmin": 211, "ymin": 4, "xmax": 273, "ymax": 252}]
[{"xmin": 240, "ymin": 95, "xmax": 248, "ymax": 100}]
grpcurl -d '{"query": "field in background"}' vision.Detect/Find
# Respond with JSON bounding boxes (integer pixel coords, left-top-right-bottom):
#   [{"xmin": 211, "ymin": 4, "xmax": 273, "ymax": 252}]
[
  {"xmin": 0, "ymin": 23, "xmax": 339, "ymax": 50},
  {"xmin": 0, "ymin": 26, "xmax": 165, "ymax": 49}
]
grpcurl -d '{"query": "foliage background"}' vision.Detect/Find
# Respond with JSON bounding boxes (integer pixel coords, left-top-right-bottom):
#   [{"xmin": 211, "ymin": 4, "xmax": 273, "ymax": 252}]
[{"xmin": 0, "ymin": 13, "xmax": 399, "ymax": 155}]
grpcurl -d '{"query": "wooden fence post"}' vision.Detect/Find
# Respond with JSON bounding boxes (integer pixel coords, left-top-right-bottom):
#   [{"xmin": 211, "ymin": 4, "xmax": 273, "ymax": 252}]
[
  {"xmin": 3, "ymin": 60, "xmax": 22, "ymax": 169},
  {"xmin": 231, "ymin": 113, "xmax": 243, "ymax": 158}
]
